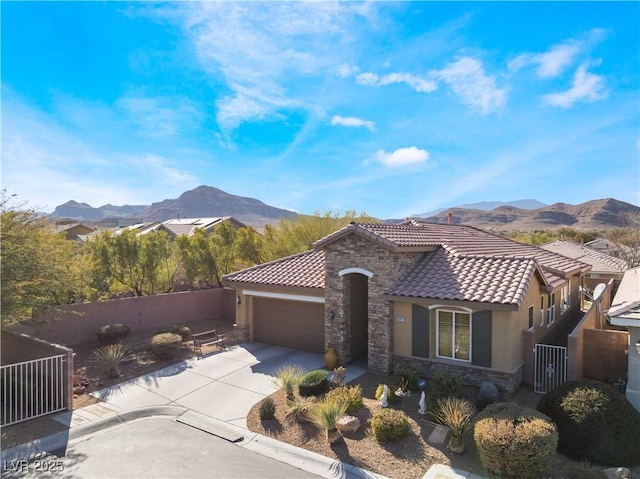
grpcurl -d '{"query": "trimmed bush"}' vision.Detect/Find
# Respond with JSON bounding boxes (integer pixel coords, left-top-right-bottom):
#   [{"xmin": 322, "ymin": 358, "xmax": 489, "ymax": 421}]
[
  {"xmin": 96, "ymin": 323, "xmax": 131, "ymax": 345},
  {"xmin": 369, "ymin": 408, "xmax": 410, "ymax": 442},
  {"xmin": 474, "ymin": 402, "xmax": 558, "ymax": 479},
  {"xmin": 259, "ymin": 397, "xmax": 276, "ymax": 420},
  {"xmin": 148, "ymin": 332, "xmax": 182, "ymax": 360},
  {"xmin": 160, "ymin": 325, "xmax": 191, "ymax": 342},
  {"xmin": 326, "ymin": 385, "xmax": 363, "ymax": 414},
  {"xmin": 536, "ymin": 379, "xmax": 640, "ymax": 466},
  {"xmin": 298, "ymin": 369, "xmax": 328, "ymax": 397}
]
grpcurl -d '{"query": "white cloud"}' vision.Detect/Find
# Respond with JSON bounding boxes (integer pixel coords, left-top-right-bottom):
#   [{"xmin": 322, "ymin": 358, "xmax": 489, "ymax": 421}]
[
  {"xmin": 331, "ymin": 115, "xmax": 375, "ymax": 132},
  {"xmin": 543, "ymin": 63, "xmax": 607, "ymax": 108},
  {"xmin": 433, "ymin": 57, "xmax": 507, "ymax": 114},
  {"xmin": 509, "ymin": 43, "xmax": 579, "ymax": 78},
  {"xmin": 117, "ymin": 95, "xmax": 202, "ymax": 138},
  {"xmin": 356, "ymin": 72, "xmax": 437, "ymax": 93},
  {"xmin": 337, "ymin": 63, "xmax": 359, "ymax": 78},
  {"xmin": 373, "ymin": 147, "xmax": 430, "ymax": 168}
]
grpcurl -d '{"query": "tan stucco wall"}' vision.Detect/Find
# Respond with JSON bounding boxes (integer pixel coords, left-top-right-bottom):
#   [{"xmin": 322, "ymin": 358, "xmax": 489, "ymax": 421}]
[{"xmin": 392, "ymin": 273, "xmax": 555, "ymax": 373}]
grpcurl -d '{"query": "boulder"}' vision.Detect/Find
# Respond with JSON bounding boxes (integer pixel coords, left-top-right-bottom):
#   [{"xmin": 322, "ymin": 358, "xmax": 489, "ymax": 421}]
[
  {"xmin": 603, "ymin": 467, "xmax": 631, "ymax": 479},
  {"xmin": 476, "ymin": 381, "xmax": 499, "ymax": 410},
  {"xmin": 337, "ymin": 415, "xmax": 361, "ymax": 433}
]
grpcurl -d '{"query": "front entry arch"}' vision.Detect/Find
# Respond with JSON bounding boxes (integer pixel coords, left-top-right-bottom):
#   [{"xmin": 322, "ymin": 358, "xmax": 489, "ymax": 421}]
[{"xmin": 349, "ymin": 273, "xmax": 369, "ymax": 360}]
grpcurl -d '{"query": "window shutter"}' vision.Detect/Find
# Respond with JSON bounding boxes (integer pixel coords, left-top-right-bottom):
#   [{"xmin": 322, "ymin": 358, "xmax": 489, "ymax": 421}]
[
  {"xmin": 412, "ymin": 304, "xmax": 429, "ymax": 358},
  {"xmin": 472, "ymin": 310, "xmax": 492, "ymax": 367}
]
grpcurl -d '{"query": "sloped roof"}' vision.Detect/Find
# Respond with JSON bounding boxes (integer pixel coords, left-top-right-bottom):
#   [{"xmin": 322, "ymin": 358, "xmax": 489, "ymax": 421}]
[
  {"xmin": 226, "ymin": 222, "xmax": 591, "ymax": 306},
  {"xmin": 224, "ymin": 249, "xmax": 325, "ymax": 289},
  {"xmin": 388, "ymin": 248, "xmax": 542, "ymax": 305},
  {"xmin": 159, "ymin": 217, "xmax": 246, "ymax": 237},
  {"xmin": 540, "ymin": 240, "xmax": 627, "ymax": 275},
  {"xmin": 608, "ymin": 267, "xmax": 640, "ymax": 324}
]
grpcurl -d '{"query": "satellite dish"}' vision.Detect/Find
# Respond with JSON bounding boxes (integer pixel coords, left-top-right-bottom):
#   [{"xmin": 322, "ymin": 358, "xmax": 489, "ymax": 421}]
[{"xmin": 593, "ymin": 283, "xmax": 606, "ymax": 301}]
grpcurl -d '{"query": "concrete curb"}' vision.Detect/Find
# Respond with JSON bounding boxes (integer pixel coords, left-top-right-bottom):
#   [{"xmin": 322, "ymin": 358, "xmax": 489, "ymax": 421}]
[{"xmin": 1, "ymin": 406, "xmax": 188, "ymax": 463}]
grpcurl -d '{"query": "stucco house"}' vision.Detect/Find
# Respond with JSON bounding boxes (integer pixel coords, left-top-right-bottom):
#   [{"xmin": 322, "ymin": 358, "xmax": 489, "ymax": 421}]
[
  {"xmin": 224, "ymin": 221, "xmax": 591, "ymax": 393},
  {"xmin": 607, "ymin": 267, "xmax": 640, "ymax": 411}
]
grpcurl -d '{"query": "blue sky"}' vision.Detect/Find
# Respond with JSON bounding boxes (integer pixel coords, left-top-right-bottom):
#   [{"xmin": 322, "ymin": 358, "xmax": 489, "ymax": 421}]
[{"xmin": 2, "ymin": 2, "xmax": 639, "ymax": 218}]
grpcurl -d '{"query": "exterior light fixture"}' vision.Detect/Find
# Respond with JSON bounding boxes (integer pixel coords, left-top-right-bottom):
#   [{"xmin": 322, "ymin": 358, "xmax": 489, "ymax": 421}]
[
  {"xmin": 236, "ymin": 295, "xmax": 241, "ymax": 306},
  {"xmin": 329, "ymin": 310, "xmax": 335, "ymax": 320},
  {"xmin": 636, "ymin": 340, "xmax": 640, "ymax": 355}
]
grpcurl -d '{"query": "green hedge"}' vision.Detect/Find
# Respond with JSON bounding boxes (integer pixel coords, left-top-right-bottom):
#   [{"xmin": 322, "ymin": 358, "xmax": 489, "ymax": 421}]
[{"xmin": 298, "ymin": 370, "xmax": 328, "ymax": 397}]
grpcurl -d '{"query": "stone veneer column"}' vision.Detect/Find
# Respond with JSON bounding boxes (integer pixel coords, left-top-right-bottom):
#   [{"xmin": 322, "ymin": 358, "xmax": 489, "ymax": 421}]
[{"xmin": 322, "ymin": 234, "xmax": 421, "ymax": 374}]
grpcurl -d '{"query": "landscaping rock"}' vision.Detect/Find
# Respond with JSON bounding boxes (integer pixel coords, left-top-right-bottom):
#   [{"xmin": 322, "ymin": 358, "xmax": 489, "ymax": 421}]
[
  {"xmin": 476, "ymin": 381, "xmax": 499, "ymax": 410},
  {"xmin": 603, "ymin": 467, "xmax": 631, "ymax": 479},
  {"xmin": 337, "ymin": 415, "xmax": 361, "ymax": 433}
]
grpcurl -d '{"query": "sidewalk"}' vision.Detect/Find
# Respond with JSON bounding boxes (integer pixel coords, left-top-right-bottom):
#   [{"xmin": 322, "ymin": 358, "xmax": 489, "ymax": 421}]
[{"xmin": 2, "ymin": 343, "xmax": 483, "ymax": 479}]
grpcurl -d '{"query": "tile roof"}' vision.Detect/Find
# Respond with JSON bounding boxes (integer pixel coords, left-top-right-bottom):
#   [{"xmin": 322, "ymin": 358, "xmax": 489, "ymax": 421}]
[
  {"xmin": 223, "ymin": 249, "xmax": 325, "ymax": 289},
  {"xmin": 388, "ymin": 248, "xmax": 540, "ymax": 306},
  {"xmin": 607, "ymin": 267, "xmax": 640, "ymax": 323},
  {"xmin": 540, "ymin": 240, "xmax": 628, "ymax": 275},
  {"xmin": 226, "ymin": 222, "xmax": 591, "ymax": 306}
]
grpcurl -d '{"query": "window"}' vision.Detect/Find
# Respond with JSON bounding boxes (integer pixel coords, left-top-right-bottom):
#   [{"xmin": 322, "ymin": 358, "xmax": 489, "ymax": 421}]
[
  {"xmin": 528, "ymin": 305, "xmax": 534, "ymax": 330},
  {"xmin": 540, "ymin": 296, "xmax": 545, "ymax": 326},
  {"xmin": 560, "ymin": 280, "xmax": 571, "ymax": 314},
  {"xmin": 547, "ymin": 293, "xmax": 556, "ymax": 325},
  {"xmin": 437, "ymin": 310, "xmax": 471, "ymax": 361}
]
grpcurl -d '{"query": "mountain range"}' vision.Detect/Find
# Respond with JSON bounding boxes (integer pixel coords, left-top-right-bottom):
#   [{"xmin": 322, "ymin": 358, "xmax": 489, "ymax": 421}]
[{"xmin": 51, "ymin": 186, "xmax": 638, "ymax": 231}]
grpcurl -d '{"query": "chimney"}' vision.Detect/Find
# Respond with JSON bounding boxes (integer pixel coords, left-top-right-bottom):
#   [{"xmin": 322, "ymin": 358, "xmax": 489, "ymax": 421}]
[{"xmin": 448, "ymin": 212, "xmax": 453, "ymax": 225}]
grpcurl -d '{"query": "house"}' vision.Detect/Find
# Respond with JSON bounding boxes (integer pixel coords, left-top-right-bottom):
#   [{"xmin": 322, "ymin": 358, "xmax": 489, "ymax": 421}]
[
  {"xmin": 540, "ymin": 240, "xmax": 627, "ymax": 290},
  {"xmin": 224, "ymin": 221, "xmax": 591, "ymax": 393},
  {"xmin": 53, "ymin": 222, "xmax": 96, "ymax": 242},
  {"xmin": 607, "ymin": 267, "xmax": 640, "ymax": 411},
  {"xmin": 148, "ymin": 217, "xmax": 246, "ymax": 239}
]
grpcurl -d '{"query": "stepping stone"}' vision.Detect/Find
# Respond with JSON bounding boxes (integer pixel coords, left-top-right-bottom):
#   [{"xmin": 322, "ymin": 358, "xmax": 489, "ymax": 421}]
[{"xmin": 427, "ymin": 424, "xmax": 450, "ymax": 445}]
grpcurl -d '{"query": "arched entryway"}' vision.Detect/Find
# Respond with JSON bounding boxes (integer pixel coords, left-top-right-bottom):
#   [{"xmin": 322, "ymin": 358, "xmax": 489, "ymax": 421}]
[{"xmin": 339, "ymin": 267, "xmax": 372, "ymax": 363}]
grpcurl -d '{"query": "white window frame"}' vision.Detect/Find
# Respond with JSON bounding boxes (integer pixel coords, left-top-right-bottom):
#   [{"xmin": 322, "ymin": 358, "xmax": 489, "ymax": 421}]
[
  {"xmin": 528, "ymin": 305, "xmax": 534, "ymax": 330},
  {"xmin": 560, "ymin": 280, "xmax": 571, "ymax": 314},
  {"xmin": 436, "ymin": 309, "xmax": 472, "ymax": 363},
  {"xmin": 547, "ymin": 292, "xmax": 556, "ymax": 325},
  {"xmin": 540, "ymin": 296, "xmax": 545, "ymax": 327}
]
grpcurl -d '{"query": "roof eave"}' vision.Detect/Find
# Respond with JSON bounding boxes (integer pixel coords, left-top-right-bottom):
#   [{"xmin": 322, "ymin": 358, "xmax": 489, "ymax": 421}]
[{"xmin": 384, "ymin": 294, "xmax": 520, "ymax": 311}]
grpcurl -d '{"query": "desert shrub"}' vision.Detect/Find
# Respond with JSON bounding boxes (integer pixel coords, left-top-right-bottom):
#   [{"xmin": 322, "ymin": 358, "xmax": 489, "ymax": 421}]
[
  {"xmin": 536, "ymin": 379, "xmax": 640, "ymax": 466},
  {"xmin": 286, "ymin": 395, "xmax": 316, "ymax": 422},
  {"xmin": 474, "ymin": 402, "xmax": 558, "ymax": 479},
  {"xmin": 298, "ymin": 369, "xmax": 328, "ymax": 397},
  {"xmin": 374, "ymin": 383, "xmax": 400, "ymax": 404},
  {"xmin": 272, "ymin": 364, "xmax": 305, "ymax": 399},
  {"xmin": 369, "ymin": 408, "xmax": 410, "ymax": 442},
  {"xmin": 330, "ymin": 366, "xmax": 347, "ymax": 387},
  {"xmin": 259, "ymin": 397, "xmax": 276, "ymax": 420},
  {"xmin": 393, "ymin": 363, "xmax": 420, "ymax": 391},
  {"xmin": 326, "ymin": 385, "xmax": 363, "ymax": 414},
  {"xmin": 432, "ymin": 396, "xmax": 476, "ymax": 438},
  {"xmin": 147, "ymin": 332, "xmax": 182, "ymax": 360},
  {"xmin": 309, "ymin": 396, "xmax": 348, "ymax": 431},
  {"xmin": 427, "ymin": 373, "xmax": 462, "ymax": 420},
  {"xmin": 96, "ymin": 323, "xmax": 131, "ymax": 345},
  {"xmin": 92, "ymin": 343, "xmax": 133, "ymax": 379},
  {"xmin": 160, "ymin": 325, "xmax": 191, "ymax": 342}
]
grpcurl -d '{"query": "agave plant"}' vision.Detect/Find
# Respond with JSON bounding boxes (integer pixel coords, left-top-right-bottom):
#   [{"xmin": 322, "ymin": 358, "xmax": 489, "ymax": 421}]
[
  {"xmin": 432, "ymin": 396, "xmax": 476, "ymax": 453},
  {"xmin": 309, "ymin": 396, "xmax": 348, "ymax": 444},
  {"xmin": 92, "ymin": 343, "xmax": 133, "ymax": 379},
  {"xmin": 272, "ymin": 364, "xmax": 305, "ymax": 401}
]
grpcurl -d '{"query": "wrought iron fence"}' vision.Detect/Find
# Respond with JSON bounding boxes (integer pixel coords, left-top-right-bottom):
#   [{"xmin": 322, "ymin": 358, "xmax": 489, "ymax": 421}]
[{"xmin": 1, "ymin": 355, "xmax": 67, "ymax": 426}]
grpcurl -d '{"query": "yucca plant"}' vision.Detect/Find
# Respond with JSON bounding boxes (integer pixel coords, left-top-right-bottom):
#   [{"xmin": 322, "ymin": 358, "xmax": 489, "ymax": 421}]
[
  {"xmin": 272, "ymin": 364, "xmax": 305, "ymax": 401},
  {"xmin": 432, "ymin": 396, "xmax": 476, "ymax": 453},
  {"xmin": 309, "ymin": 396, "xmax": 348, "ymax": 444},
  {"xmin": 286, "ymin": 394, "xmax": 316, "ymax": 422},
  {"xmin": 92, "ymin": 343, "xmax": 133, "ymax": 379}
]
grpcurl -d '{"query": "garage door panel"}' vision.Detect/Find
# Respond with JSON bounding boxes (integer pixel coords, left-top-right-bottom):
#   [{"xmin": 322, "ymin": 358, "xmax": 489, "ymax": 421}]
[{"xmin": 253, "ymin": 298, "xmax": 324, "ymax": 353}]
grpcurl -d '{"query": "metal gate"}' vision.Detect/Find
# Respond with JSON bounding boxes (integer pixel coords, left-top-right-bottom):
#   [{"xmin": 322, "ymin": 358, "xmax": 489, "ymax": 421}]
[
  {"xmin": 1, "ymin": 355, "xmax": 67, "ymax": 426},
  {"xmin": 533, "ymin": 344, "xmax": 567, "ymax": 394}
]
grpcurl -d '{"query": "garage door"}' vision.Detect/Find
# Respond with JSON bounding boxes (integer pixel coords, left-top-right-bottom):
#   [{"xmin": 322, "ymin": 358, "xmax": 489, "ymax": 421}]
[{"xmin": 253, "ymin": 298, "xmax": 325, "ymax": 353}]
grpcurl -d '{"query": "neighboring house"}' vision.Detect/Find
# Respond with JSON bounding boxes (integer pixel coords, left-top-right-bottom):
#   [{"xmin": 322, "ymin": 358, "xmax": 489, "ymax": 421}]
[
  {"xmin": 540, "ymin": 240, "xmax": 627, "ymax": 290},
  {"xmin": 225, "ymin": 221, "xmax": 591, "ymax": 393},
  {"xmin": 113, "ymin": 221, "xmax": 162, "ymax": 236},
  {"xmin": 53, "ymin": 222, "xmax": 96, "ymax": 242},
  {"xmin": 607, "ymin": 267, "xmax": 640, "ymax": 412},
  {"xmin": 153, "ymin": 217, "xmax": 246, "ymax": 238}
]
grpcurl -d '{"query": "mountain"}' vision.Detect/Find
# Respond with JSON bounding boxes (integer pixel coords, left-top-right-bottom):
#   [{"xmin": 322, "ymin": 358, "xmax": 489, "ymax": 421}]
[
  {"xmin": 143, "ymin": 185, "xmax": 297, "ymax": 227},
  {"xmin": 417, "ymin": 199, "xmax": 546, "ymax": 217},
  {"xmin": 416, "ymin": 198, "xmax": 639, "ymax": 231},
  {"xmin": 50, "ymin": 185, "xmax": 297, "ymax": 229}
]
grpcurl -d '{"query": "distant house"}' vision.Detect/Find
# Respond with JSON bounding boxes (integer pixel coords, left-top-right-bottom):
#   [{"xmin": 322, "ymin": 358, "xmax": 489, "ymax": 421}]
[
  {"xmin": 607, "ymin": 267, "xmax": 640, "ymax": 412},
  {"xmin": 540, "ymin": 240, "xmax": 627, "ymax": 290},
  {"xmin": 225, "ymin": 221, "xmax": 590, "ymax": 393},
  {"xmin": 53, "ymin": 222, "xmax": 96, "ymax": 242},
  {"xmin": 156, "ymin": 217, "xmax": 247, "ymax": 238}
]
